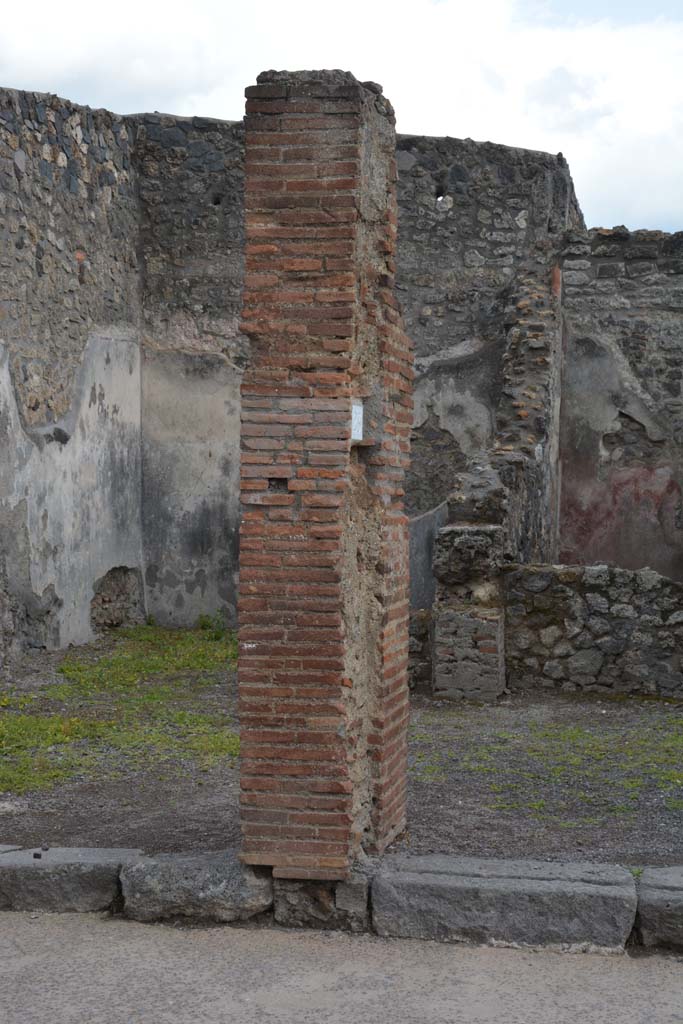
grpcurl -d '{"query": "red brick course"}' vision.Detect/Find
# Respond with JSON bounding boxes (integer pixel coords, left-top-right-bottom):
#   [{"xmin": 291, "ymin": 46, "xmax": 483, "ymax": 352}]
[{"xmin": 237, "ymin": 71, "xmax": 413, "ymax": 880}]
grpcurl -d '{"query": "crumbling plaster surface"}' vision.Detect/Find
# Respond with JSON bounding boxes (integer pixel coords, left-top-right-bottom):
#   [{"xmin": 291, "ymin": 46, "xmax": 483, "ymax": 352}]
[
  {"xmin": 395, "ymin": 135, "xmax": 582, "ymax": 523},
  {"xmin": 141, "ymin": 348, "xmax": 241, "ymax": 626},
  {"xmin": 133, "ymin": 112, "xmax": 247, "ymax": 627},
  {"xmin": 1, "ymin": 92, "xmax": 247, "ymax": 641},
  {"xmin": 0, "ymin": 331, "xmax": 143, "ymax": 649},
  {"xmin": 560, "ymin": 228, "xmax": 683, "ymax": 581}
]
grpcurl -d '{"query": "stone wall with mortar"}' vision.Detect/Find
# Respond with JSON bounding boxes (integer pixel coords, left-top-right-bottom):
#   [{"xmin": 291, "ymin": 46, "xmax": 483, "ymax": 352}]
[
  {"xmin": 132, "ymin": 112, "xmax": 246, "ymax": 625},
  {"xmin": 4, "ymin": 83, "xmax": 682, "ymax": 678},
  {"xmin": 395, "ymin": 136, "xmax": 582, "ymax": 531},
  {"xmin": 560, "ymin": 228, "xmax": 683, "ymax": 582},
  {"xmin": 398, "ymin": 139, "xmax": 583, "ymax": 698},
  {"xmin": 0, "ymin": 92, "xmax": 249, "ymax": 645},
  {"xmin": 504, "ymin": 563, "xmax": 683, "ymax": 698},
  {"xmin": 0, "ymin": 89, "xmax": 140, "ymax": 427},
  {"xmin": 90, "ymin": 566, "xmax": 146, "ymax": 632}
]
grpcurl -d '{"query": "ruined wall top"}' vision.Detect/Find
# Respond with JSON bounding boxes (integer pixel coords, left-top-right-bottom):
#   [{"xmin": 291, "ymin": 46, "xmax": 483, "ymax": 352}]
[{"xmin": 0, "ymin": 89, "xmax": 139, "ymax": 426}]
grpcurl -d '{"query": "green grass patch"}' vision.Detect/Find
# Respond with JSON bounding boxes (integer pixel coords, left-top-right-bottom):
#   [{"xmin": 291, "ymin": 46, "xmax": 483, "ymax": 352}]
[
  {"xmin": 408, "ymin": 702, "xmax": 683, "ymax": 822},
  {"xmin": 0, "ymin": 623, "xmax": 239, "ymax": 795}
]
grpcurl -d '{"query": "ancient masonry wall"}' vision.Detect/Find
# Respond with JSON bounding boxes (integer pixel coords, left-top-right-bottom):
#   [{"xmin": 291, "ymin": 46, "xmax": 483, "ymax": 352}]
[
  {"xmin": 414, "ymin": 144, "xmax": 583, "ymax": 700},
  {"xmin": 424, "ymin": 223, "xmax": 683, "ymax": 701},
  {"xmin": 505, "ymin": 563, "xmax": 683, "ymax": 698},
  {"xmin": 237, "ymin": 71, "xmax": 412, "ymax": 879},
  {"xmin": 0, "ymin": 90, "xmax": 140, "ymax": 426},
  {"xmin": 560, "ymin": 228, "xmax": 683, "ymax": 581},
  {"xmin": 3, "ymin": 84, "xmax": 682, "ymax": 702},
  {"xmin": 396, "ymin": 138, "xmax": 582, "ymax": 524},
  {"xmin": 0, "ymin": 90, "xmax": 248, "ymax": 651},
  {"xmin": 0, "ymin": 89, "xmax": 144, "ymax": 652},
  {"xmin": 132, "ymin": 113, "xmax": 247, "ymax": 626}
]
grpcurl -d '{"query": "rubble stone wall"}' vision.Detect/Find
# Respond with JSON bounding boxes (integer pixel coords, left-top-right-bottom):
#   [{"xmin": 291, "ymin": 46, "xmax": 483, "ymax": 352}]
[
  {"xmin": 3, "ymin": 84, "xmax": 683, "ymax": 682},
  {"xmin": 133, "ymin": 113, "xmax": 247, "ymax": 627},
  {"xmin": 0, "ymin": 91, "xmax": 248, "ymax": 644},
  {"xmin": 0, "ymin": 89, "xmax": 140, "ymax": 427},
  {"xmin": 505, "ymin": 563, "xmax": 683, "ymax": 698},
  {"xmin": 90, "ymin": 566, "xmax": 146, "ymax": 631},
  {"xmin": 396, "ymin": 137, "xmax": 582, "ymax": 532}
]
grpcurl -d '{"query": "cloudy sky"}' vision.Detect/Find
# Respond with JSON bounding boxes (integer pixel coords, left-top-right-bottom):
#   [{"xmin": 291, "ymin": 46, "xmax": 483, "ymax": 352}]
[{"xmin": 2, "ymin": 0, "xmax": 682, "ymax": 231}]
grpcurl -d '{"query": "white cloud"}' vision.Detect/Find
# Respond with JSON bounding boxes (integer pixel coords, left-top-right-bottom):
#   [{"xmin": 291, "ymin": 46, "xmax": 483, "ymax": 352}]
[{"xmin": 1, "ymin": 0, "xmax": 681, "ymax": 230}]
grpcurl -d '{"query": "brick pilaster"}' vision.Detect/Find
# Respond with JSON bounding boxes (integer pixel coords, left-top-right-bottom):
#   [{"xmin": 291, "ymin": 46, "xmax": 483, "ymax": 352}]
[{"xmin": 237, "ymin": 70, "xmax": 413, "ymax": 880}]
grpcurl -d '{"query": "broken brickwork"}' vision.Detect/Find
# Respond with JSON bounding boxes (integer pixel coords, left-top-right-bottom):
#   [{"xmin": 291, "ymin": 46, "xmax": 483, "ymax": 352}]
[{"xmin": 237, "ymin": 71, "xmax": 412, "ymax": 879}]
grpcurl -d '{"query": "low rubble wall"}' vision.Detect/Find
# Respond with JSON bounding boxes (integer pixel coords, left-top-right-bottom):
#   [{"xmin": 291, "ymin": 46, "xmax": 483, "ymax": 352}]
[{"xmin": 504, "ymin": 564, "xmax": 683, "ymax": 698}]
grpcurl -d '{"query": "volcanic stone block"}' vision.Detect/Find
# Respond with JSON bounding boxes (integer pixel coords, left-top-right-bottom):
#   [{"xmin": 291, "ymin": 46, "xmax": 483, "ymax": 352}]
[
  {"xmin": 372, "ymin": 855, "xmax": 637, "ymax": 949},
  {"xmin": 120, "ymin": 850, "xmax": 273, "ymax": 923},
  {"xmin": 638, "ymin": 866, "xmax": 683, "ymax": 950},
  {"xmin": 0, "ymin": 847, "xmax": 141, "ymax": 912},
  {"xmin": 432, "ymin": 525, "xmax": 506, "ymax": 588},
  {"xmin": 273, "ymin": 871, "xmax": 370, "ymax": 932}
]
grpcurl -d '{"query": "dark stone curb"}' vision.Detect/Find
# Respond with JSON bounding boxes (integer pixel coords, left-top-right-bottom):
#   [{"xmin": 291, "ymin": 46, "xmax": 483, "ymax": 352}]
[
  {"xmin": 1, "ymin": 847, "xmax": 681, "ymax": 953},
  {"xmin": 636, "ymin": 866, "xmax": 683, "ymax": 950},
  {"xmin": 120, "ymin": 851, "xmax": 272, "ymax": 923},
  {"xmin": 372, "ymin": 855, "xmax": 636, "ymax": 951},
  {"xmin": 0, "ymin": 847, "xmax": 141, "ymax": 912}
]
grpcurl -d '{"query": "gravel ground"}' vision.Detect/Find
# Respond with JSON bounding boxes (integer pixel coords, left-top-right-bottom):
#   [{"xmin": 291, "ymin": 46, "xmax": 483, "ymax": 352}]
[
  {"xmin": 394, "ymin": 693, "xmax": 683, "ymax": 865},
  {"xmin": 2, "ymin": 638, "xmax": 682, "ymax": 865}
]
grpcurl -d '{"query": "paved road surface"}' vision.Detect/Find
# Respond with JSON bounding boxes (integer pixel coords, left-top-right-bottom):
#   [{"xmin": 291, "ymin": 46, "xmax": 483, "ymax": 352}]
[{"xmin": 1, "ymin": 913, "xmax": 682, "ymax": 1024}]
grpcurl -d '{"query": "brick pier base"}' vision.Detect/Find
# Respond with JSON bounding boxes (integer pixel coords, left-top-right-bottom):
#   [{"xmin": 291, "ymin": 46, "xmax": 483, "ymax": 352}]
[{"xmin": 237, "ymin": 70, "xmax": 413, "ymax": 880}]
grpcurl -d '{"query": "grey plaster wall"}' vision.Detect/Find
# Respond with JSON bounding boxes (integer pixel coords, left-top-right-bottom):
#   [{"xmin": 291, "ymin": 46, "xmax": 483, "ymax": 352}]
[
  {"xmin": 0, "ymin": 331, "xmax": 143, "ymax": 650},
  {"xmin": 1, "ymin": 94, "xmax": 248, "ymax": 647},
  {"xmin": 409, "ymin": 500, "xmax": 449, "ymax": 611},
  {"xmin": 1, "ymin": 87, "xmax": 145, "ymax": 654},
  {"xmin": 560, "ymin": 228, "xmax": 683, "ymax": 581},
  {"xmin": 141, "ymin": 349, "xmax": 241, "ymax": 626},
  {"xmin": 133, "ymin": 113, "xmax": 247, "ymax": 627}
]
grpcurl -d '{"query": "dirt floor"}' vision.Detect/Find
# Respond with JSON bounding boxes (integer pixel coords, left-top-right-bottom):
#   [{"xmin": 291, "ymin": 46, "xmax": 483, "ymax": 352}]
[
  {"xmin": 1, "ymin": 627, "xmax": 682, "ymax": 866},
  {"xmin": 397, "ymin": 693, "xmax": 683, "ymax": 865}
]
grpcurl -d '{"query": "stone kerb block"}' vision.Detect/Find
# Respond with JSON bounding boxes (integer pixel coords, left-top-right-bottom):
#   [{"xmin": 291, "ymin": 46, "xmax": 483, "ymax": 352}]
[
  {"xmin": 372, "ymin": 855, "xmax": 637, "ymax": 950},
  {"xmin": 637, "ymin": 866, "xmax": 683, "ymax": 950},
  {"xmin": 0, "ymin": 847, "xmax": 141, "ymax": 912},
  {"xmin": 121, "ymin": 850, "xmax": 273, "ymax": 923}
]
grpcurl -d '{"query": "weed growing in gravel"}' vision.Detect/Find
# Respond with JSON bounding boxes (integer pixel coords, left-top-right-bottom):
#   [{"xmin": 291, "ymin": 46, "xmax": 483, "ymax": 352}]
[
  {"xmin": 408, "ymin": 700, "xmax": 683, "ymax": 824},
  {"xmin": 0, "ymin": 624, "xmax": 239, "ymax": 795}
]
